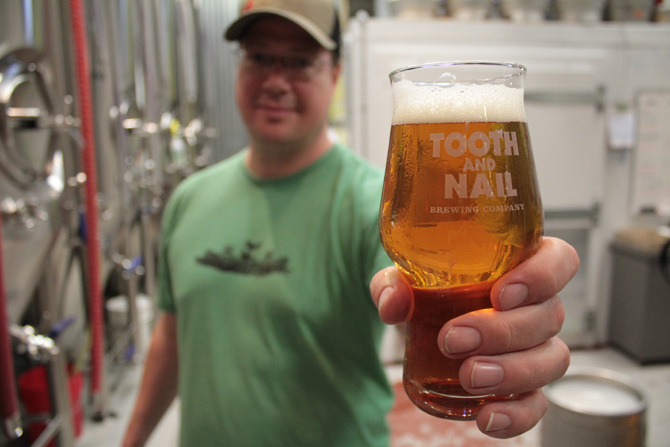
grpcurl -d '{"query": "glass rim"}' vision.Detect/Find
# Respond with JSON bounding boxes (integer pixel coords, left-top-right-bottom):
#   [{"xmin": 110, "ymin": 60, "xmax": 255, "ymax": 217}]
[{"xmin": 389, "ymin": 60, "xmax": 527, "ymax": 83}]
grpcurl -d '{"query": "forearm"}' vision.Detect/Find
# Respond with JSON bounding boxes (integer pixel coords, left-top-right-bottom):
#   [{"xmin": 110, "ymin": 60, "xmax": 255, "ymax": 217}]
[{"xmin": 122, "ymin": 313, "xmax": 179, "ymax": 447}]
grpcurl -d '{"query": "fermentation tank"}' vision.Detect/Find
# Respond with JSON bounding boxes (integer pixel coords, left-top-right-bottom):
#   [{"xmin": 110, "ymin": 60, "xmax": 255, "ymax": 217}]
[{"xmin": 1, "ymin": 1, "xmax": 212, "ymax": 444}]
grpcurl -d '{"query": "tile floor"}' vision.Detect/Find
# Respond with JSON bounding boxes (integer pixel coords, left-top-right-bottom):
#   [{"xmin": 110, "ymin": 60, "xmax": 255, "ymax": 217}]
[
  {"xmin": 385, "ymin": 347, "xmax": 670, "ymax": 447},
  {"xmin": 74, "ymin": 347, "xmax": 670, "ymax": 447}
]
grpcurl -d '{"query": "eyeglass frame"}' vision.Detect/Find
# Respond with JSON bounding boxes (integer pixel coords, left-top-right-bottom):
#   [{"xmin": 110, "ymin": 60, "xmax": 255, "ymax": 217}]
[{"xmin": 234, "ymin": 45, "xmax": 336, "ymax": 81}]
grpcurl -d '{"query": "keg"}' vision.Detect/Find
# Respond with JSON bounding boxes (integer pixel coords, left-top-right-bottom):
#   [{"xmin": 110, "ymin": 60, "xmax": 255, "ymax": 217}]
[{"xmin": 542, "ymin": 367, "xmax": 646, "ymax": 447}]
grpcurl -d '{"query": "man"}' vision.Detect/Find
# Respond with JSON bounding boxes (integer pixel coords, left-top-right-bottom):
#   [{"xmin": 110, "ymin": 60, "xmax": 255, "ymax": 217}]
[{"xmin": 122, "ymin": 0, "xmax": 577, "ymax": 446}]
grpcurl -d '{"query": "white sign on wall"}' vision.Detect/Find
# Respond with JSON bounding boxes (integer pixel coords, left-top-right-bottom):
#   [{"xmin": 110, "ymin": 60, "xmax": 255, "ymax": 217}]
[{"xmin": 631, "ymin": 91, "xmax": 670, "ymax": 216}]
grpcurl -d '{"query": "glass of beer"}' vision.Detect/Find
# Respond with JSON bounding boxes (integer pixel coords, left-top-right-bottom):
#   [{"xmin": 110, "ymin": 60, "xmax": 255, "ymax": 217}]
[{"xmin": 379, "ymin": 62, "xmax": 544, "ymax": 420}]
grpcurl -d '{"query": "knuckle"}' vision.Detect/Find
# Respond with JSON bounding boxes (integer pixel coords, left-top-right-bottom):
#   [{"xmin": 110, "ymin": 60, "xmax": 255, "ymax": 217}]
[
  {"xmin": 552, "ymin": 337, "xmax": 571, "ymax": 378},
  {"xmin": 478, "ymin": 390, "xmax": 547, "ymax": 439},
  {"xmin": 546, "ymin": 296, "xmax": 566, "ymax": 337},
  {"xmin": 500, "ymin": 318, "xmax": 519, "ymax": 352},
  {"xmin": 504, "ymin": 338, "xmax": 570, "ymax": 394},
  {"xmin": 522, "ymin": 356, "xmax": 540, "ymax": 391}
]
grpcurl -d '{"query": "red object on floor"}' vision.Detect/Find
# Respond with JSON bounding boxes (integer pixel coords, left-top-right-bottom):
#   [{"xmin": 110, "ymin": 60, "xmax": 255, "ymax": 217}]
[{"xmin": 17, "ymin": 365, "xmax": 83, "ymax": 446}]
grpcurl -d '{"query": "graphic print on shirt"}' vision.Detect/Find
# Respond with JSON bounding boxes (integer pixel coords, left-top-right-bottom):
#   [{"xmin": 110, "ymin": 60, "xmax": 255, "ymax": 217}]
[{"xmin": 196, "ymin": 240, "xmax": 290, "ymax": 275}]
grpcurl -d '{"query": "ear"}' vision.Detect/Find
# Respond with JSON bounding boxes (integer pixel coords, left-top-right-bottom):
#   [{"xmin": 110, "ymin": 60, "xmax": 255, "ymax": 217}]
[{"xmin": 331, "ymin": 62, "xmax": 342, "ymax": 85}]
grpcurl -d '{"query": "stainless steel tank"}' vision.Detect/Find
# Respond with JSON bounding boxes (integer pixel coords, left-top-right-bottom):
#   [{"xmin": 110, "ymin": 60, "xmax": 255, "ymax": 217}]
[
  {"xmin": 1, "ymin": 0, "xmax": 213, "ymax": 442},
  {"xmin": 1, "ymin": 2, "xmax": 82, "ymax": 445},
  {"xmin": 0, "ymin": 0, "xmax": 80, "ymax": 329},
  {"xmin": 542, "ymin": 367, "xmax": 647, "ymax": 447}
]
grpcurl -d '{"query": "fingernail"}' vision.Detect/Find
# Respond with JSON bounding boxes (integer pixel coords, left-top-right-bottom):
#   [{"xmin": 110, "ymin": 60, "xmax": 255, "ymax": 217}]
[
  {"xmin": 471, "ymin": 362, "xmax": 504, "ymax": 389},
  {"xmin": 377, "ymin": 287, "xmax": 393, "ymax": 312},
  {"xmin": 485, "ymin": 411, "xmax": 512, "ymax": 432},
  {"xmin": 499, "ymin": 283, "xmax": 528, "ymax": 311},
  {"xmin": 444, "ymin": 327, "xmax": 481, "ymax": 354},
  {"xmin": 378, "ymin": 286, "xmax": 413, "ymax": 324}
]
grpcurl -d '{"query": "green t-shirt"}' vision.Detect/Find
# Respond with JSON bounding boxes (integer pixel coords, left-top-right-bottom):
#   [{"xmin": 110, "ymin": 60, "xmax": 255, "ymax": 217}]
[{"xmin": 158, "ymin": 144, "xmax": 394, "ymax": 447}]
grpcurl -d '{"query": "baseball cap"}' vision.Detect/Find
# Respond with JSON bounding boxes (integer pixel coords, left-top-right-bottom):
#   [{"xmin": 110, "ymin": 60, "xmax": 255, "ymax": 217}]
[{"xmin": 224, "ymin": 0, "xmax": 340, "ymax": 51}]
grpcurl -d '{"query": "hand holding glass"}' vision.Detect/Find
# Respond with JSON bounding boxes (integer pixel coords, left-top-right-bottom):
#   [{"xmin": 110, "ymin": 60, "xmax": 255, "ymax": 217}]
[{"xmin": 379, "ymin": 62, "xmax": 544, "ymax": 420}]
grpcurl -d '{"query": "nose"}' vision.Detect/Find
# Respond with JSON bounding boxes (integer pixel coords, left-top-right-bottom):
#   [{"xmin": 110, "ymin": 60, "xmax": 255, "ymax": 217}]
[{"xmin": 261, "ymin": 68, "xmax": 291, "ymax": 93}]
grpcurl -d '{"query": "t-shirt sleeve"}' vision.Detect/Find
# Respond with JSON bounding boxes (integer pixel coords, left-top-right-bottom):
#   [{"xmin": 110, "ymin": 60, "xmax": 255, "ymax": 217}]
[{"xmin": 156, "ymin": 188, "xmax": 182, "ymax": 314}]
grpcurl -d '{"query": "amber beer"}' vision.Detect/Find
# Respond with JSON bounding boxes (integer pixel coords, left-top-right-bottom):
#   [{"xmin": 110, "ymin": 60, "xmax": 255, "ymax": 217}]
[{"xmin": 380, "ymin": 62, "xmax": 543, "ymax": 420}]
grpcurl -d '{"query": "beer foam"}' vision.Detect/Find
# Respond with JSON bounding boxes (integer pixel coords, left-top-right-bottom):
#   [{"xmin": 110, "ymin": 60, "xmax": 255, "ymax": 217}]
[{"xmin": 391, "ymin": 79, "xmax": 526, "ymax": 124}]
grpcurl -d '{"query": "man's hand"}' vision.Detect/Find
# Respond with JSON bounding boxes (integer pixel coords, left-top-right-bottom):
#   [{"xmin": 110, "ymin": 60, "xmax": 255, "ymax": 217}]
[{"xmin": 370, "ymin": 236, "xmax": 579, "ymax": 438}]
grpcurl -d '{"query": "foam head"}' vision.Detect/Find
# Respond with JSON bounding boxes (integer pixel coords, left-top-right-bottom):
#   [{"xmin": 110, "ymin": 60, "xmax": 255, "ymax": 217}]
[{"xmin": 390, "ymin": 62, "xmax": 526, "ymax": 125}]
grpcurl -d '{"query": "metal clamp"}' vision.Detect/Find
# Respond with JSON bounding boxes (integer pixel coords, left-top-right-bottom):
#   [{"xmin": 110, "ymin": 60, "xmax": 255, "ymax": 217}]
[
  {"xmin": 9, "ymin": 324, "xmax": 60, "ymax": 362},
  {"xmin": 0, "ymin": 48, "xmax": 79, "ymax": 189}
]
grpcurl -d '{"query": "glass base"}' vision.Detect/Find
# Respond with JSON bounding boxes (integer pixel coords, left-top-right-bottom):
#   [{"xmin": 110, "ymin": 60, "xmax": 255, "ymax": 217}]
[{"xmin": 404, "ymin": 379, "xmax": 514, "ymax": 421}]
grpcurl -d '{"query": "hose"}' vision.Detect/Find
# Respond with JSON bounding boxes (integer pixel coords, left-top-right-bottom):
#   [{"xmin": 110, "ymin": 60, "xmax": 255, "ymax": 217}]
[{"xmin": 69, "ymin": 0, "xmax": 106, "ymax": 416}]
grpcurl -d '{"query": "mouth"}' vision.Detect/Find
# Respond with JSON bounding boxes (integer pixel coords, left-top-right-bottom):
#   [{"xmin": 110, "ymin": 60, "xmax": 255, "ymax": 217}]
[
  {"xmin": 259, "ymin": 102, "xmax": 294, "ymax": 110},
  {"xmin": 255, "ymin": 103, "xmax": 298, "ymax": 123}
]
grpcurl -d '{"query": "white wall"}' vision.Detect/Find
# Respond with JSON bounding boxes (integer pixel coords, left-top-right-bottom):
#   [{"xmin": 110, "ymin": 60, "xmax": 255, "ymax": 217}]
[{"xmin": 344, "ymin": 16, "xmax": 670, "ymax": 346}]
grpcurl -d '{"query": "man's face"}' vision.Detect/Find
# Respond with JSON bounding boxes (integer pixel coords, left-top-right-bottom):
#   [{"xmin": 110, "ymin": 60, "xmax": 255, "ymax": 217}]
[{"xmin": 235, "ymin": 17, "xmax": 340, "ymax": 149}]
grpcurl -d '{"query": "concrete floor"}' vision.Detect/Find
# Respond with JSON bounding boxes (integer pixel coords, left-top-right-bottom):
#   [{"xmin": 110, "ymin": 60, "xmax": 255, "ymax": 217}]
[{"xmin": 74, "ymin": 347, "xmax": 670, "ymax": 447}]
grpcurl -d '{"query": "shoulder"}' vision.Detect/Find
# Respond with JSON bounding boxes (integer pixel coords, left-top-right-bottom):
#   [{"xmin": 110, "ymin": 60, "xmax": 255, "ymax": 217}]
[
  {"xmin": 323, "ymin": 144, "xmax": 385, "ymax": 230},
  {"xmin": 331, "ymin": 144, "xmax": 383, "ymax": 175},
  {"xmin": 330, "ymin": 144, "xmax": 385, "ymax": 205},
  {"xmin": 328, "ymin": 144, "xmax": 384, "ymax": 189},
  {"xmin": 167, "ymin": 150, "xmax": 247, "ymax": 210},
  {"xmin": 174, "ymin": 151, "xmax": 245, "ymax": 197},
  {"xmin": 161, "ymin": 150, "xmax": 245, "ymax": 228}
]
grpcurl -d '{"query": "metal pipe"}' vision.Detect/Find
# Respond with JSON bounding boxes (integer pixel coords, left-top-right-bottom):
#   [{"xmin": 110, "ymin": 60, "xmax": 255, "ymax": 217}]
[{"xmin": 0, "ymin": 209, "xmax": 23, "ymax": 440}]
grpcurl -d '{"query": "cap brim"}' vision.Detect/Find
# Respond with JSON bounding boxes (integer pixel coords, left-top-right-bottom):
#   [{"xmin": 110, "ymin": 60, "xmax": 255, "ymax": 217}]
[{"xmin": 224, "ymin": 10, "xmax": 336, "ymax": 50}]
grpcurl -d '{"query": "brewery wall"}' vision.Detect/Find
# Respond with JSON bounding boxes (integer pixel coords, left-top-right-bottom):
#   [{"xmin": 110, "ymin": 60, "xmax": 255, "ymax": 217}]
[
  {"xmin": 343, "ymin": 14, "xmax": 670, "ymax": 352},
  {"xmin": 1, "ymin": 1, "xmax": 670, "ymax": 447}
]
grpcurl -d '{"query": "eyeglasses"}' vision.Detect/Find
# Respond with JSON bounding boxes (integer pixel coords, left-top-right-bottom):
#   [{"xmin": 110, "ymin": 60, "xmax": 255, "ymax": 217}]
[{"xmin": 236, "ymin": 48, "xmax": 329, "ymax": 81}]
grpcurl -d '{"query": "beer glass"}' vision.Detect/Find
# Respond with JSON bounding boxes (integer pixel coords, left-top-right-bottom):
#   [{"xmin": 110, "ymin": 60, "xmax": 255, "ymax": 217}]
[{"xmin": 379, "ymin": 62, "xmax": 543, "ymax": 420}]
